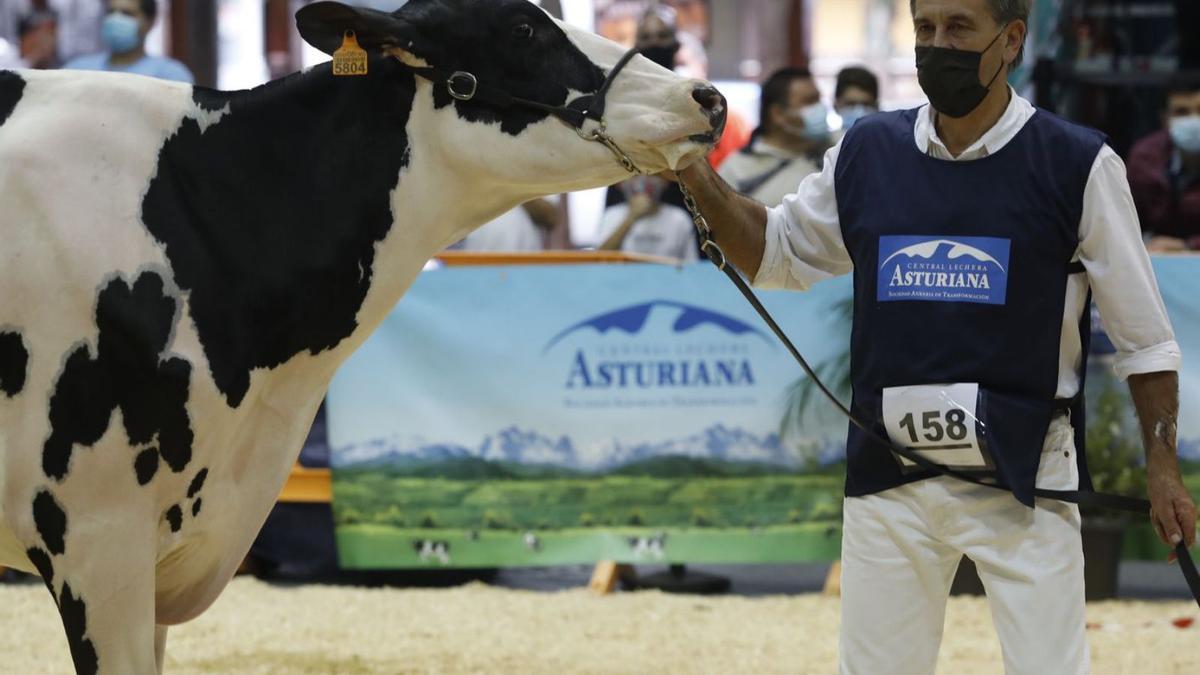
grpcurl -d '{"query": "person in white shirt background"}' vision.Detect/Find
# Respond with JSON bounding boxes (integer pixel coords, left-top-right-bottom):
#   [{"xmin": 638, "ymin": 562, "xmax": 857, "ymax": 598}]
[
  {"xmin": 718, "ymin": 67, "xmax": 833, "ymax": 207},
  {"xmin": 665, "ymin": 0, "xmax": 1197, "ymax": 673},
  {"xmin": 598, "ymin": 176, "xmax": 698, "ymax": 263},
  {"xmin": 456, "ymin": 199, "xmax": 563, "ymax": 253}
]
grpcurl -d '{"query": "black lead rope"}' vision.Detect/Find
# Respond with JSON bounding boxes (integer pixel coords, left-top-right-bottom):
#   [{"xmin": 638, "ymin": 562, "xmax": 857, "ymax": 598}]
[{"xmin": 677, "ymin": 184, "xmax": 1200, "ymax": 608}]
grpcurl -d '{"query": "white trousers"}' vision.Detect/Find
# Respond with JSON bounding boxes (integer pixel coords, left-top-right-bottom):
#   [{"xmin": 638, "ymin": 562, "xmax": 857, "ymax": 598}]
[{"xmin": 839, "ymin": 417, "xmax": 1089, "ymax": 675}]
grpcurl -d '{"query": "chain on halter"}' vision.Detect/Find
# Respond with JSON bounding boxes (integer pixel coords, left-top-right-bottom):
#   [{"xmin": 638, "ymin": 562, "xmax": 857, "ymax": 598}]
[{"xmin": 679, "ymin": 181, "xmax": 727, "ymax": 271}]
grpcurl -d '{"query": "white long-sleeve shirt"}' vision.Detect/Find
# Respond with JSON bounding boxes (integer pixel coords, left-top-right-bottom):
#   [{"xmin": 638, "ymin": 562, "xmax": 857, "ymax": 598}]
[{"xmin": 753, "ymin": 89, "xmax": 1181, "ymax": 397}]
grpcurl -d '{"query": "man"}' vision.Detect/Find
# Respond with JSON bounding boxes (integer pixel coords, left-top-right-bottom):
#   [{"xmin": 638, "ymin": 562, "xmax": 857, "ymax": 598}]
[
  {"xmin": 63, "ymin": 0, "xmax": 192, "ymax": 83},
  {"xmin": 17, "ymin": 10, "xmax": 58, "ymax": 70},
  {"xmin": 456, "ymin": 199, "xmax": 562, "ymax": 252},
  {"xmin": 718, "ymin": 68, "xmax": 831, "ymax": 206},
  {"xmin": 1128, "ymin": 77, "xmax": 1200, "ymax": 252},
  {"xmin": 670, "ymin": 0, "xmax": 1196, "ymax": 672},
  {"xmin": 598, "ymin": 176, "xmax": 698, "ymax": 262},
  {"xmin": 834, "ymin": 65, "xmax": 880, "ymax": 131}
]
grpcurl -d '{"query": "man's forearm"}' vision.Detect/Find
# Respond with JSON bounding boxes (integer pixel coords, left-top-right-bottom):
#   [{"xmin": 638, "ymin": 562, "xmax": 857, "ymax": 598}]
[
  {"xmin": 1129, "ymin": 371, "xmax": 1180, "ymax": 470},
  {"xmin": 599, "ymin": 213, "xmax": 639, "ymax": 251},
  {"xmin": 677, "ymin": 162, "xmax": 770, "ymax": 279}
]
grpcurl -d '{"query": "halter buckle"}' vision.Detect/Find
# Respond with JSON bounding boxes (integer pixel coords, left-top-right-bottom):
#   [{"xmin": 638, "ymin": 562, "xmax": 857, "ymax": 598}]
[{"xmin": 447, "ymin": 72, "xmax": 478, "ymax": 101}]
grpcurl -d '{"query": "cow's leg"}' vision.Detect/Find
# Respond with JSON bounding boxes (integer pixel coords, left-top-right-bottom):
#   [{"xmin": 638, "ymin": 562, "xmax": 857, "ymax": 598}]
[
  {"xmin": 45, "ymin": 556, "xmax": 159, "ymax": 675},
  {"xmin": 154, "ymin": 625, "xmax": 168, "ymax": 675}
]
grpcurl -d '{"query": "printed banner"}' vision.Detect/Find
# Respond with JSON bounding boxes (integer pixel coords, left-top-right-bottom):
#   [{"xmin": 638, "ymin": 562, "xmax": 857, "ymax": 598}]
[
  {"xmin": 328, "ymin": 258, "xmax": 1200, "ymax": 568},
  {"xmin": 327, "ymin": 262, "xmax": 852, "ymax": 569}
]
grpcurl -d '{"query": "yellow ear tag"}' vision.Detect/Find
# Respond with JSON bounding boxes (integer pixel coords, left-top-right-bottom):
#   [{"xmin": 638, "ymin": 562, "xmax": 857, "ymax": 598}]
[{"xmin": 333, "ymin": 30, "xmax": 368, "ymax": 77}]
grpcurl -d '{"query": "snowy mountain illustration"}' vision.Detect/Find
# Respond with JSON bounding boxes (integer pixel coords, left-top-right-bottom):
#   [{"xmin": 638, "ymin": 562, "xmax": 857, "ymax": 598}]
[
  {"xmin": 544, "ymin": 300, "xmax": 769, "ymax": 351},
  {"xmin": 333, "ymin": 424, "xmax": 809, "ymax": 471},
  {"xmin": 880, "ymin": 240, "xmax": 1006, "ymax": 272}
]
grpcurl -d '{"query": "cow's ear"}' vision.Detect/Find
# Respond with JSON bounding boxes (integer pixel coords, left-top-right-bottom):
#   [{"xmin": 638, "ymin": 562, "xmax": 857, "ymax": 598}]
[{"xmin": 295, "ymin": 1, "xmax": 422, "ymax": 57}]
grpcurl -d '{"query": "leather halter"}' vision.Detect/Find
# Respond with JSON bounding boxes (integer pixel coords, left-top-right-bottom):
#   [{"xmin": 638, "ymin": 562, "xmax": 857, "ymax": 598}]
[{"xmin": 396, "ymin": 49, "xmax": 644, "ymax": 174}]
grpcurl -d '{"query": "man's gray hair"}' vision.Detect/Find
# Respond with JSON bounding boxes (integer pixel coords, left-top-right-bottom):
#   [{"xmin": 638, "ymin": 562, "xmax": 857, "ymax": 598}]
[{"xmin": 910, "ymin": 0, "xmax": 1030, "ymax": 68}]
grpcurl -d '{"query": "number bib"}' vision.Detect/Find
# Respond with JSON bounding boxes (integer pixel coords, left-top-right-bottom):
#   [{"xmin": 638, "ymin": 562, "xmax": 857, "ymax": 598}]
[{"xmin": 881, "ymin": 383, "xmax": 991, "ymax": 470}]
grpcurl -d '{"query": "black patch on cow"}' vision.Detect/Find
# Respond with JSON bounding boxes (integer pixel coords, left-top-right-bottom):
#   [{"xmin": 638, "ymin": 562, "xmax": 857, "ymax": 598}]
[
  {"xmin": 0, "ymin": 70, "xmax": 24, "ymax": 127},
  {"xmin": 134, "ymin": 447, "xmax": 160, "ymax": 486},
  {"xmin": 42, "ymin": 272, "xmax": 194, "ymax": 481},
  {"xmin": 26, "ymin": 546, "xmax": 55, "ymax": 596},
  {"xmin": 33, "ymin": 490, "xmax": 67, "ymax": 555},
  {"xmin": 139, "ymin": 61, "xmax": 415, "ymax": 409},
  {"xmin": 0, "ymin": 330, "xmax": 28, "ymax": 397},
  {"xmin": 166, "ymin": 504, "xmax": 183, "ymax": 533},
  {"xmin": 397, "ymin": 0, "xmax": 605, "ymax": 137},
  {"xmin": 187, "ymin": 467, "xmax": 209, "ymax": 498},
  {"xmin": 58, "ymin": 583, "xmax": 99, "ymax": 675},
  {"xmin": 192, "ymin": 498, "xmax": 202, "ymax": 517}
]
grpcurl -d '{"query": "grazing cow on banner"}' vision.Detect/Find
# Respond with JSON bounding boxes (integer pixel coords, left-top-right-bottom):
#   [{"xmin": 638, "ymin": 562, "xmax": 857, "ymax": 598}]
[{"xmin": 0, "ymin": 1, "xmax": 725, "ymax": 672}]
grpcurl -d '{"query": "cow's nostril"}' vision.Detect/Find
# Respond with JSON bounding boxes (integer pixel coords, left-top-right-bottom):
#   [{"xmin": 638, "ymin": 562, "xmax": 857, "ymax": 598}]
[{"xmin": 692, "ymin": 85, "xmax": 725, "ymax": 113}]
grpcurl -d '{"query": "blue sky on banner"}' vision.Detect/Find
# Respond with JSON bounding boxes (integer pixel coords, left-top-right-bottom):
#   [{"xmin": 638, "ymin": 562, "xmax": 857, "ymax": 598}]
[
  {"xmin": 328, "ymin": 258, "xmax": 1200, "ymax": 467},
  {"xmin": 1148, "ymin": 258, "xmax": 1200, "ymax": 445},
  {"xmin": 328, "ymin": 263, "xmax": 853, "ymax": 468}
]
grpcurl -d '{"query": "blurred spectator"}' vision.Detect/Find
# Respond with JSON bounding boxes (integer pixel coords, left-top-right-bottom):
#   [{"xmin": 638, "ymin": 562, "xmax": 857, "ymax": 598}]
[
  {"xmin": 457, "ymin": 199, "xmax": 562, "ymax": 252},
  {"xmin": 717, "ymin": 68, "xmax": 830, "ymax": 206},
  {"xmin": 598, "ymin": 176, "xmax": 698, "ymax": 262},
  {"xmin": 63, "ymin": 0, "xmax": 192, "ymax": 84},
  {"xmin": 834, "ymin": 65, "xmax": 879, "ymax": 132},
  {"xmin": 1128, "ymin": 76, "xmax": 1200, "ymax": 252},
  {"xmin": 0, "ymin": 38, "xmax": 22, "ymax": 69},
  {"xmin": 636, "ymin": 5, "xmax": 680, "ymax": 71},
  {"xmin": 2, "ymin": 0, "xmax": 102, "ymax": 65},
  {"xmin": 18, "ymin": 10, "xmax": 59, "ymax": 70}
]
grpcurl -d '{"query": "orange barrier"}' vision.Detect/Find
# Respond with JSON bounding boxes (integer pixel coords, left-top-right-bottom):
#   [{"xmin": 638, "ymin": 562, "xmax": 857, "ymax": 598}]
[{"xmin": 277, "ymin": 251, "xmax": 677, "ymax": 504}]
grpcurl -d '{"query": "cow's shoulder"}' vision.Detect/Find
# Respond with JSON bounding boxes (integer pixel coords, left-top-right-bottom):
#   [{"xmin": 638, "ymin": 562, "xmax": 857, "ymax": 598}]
[{"xmin": 141, "ymin": 61, "xmax": 415, "ymax": 407}]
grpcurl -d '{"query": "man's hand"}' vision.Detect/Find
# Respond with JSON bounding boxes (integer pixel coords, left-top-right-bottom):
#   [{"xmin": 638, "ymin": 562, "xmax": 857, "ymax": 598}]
[
  {"xmin": 627, "ymin": 193, "xmax": 657, "ymax": 219},
  {"xmin": 1148, "ymin": 463, "xmax": 1198, "ymax": 562},
  {"xmin": 1129, "ymin": 371, "xmax": 1197, "ymax": 562}
]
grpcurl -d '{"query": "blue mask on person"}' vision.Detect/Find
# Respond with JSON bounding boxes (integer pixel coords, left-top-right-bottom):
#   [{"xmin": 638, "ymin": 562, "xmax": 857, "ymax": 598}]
[
  {"xmin": 838, "ymin": 104, "xmax": 877, "ymax": 130},
  {"xmin": 782, "ymin": 102, "xmax": 831, "ymax": 141},
  {"xmin": 1171, "ymin": 115, "xmax": 1200, "ymax": 154},
  {"xmin": 102, "ymin": 13, "xmax": 141, "ymax": 55}
]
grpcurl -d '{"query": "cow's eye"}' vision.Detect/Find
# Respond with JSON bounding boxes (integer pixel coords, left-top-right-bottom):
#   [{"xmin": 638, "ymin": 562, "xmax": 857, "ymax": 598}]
[{"xmin": 512, "ymin": 23, "xmax": 534, "ymax": 40}]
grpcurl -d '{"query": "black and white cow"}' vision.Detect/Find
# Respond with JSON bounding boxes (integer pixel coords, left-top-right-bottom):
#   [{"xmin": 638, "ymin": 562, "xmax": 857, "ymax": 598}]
[
  {"xmin": 412, "ymin": 539, "xmax": 451, "ymax": 565},
  {"xmin": 0, "ymin": 1, "xmax": 723, "ymax": 672}
]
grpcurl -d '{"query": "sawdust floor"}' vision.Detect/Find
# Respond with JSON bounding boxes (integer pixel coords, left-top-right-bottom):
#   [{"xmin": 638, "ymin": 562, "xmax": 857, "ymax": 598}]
[{"xmin": 0, "ymin": 577, "xmax": 1196, "ymax": 674}]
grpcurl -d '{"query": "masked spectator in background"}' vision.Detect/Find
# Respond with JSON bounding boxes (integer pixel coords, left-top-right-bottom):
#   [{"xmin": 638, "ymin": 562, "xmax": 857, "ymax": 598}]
[
  {"xmin": 63, "ymin": 0, "xmax": 192, "ymax": 83},
  {"xmin": 1128, "ymin": 76, "xmax": 1200, "ymax": 252},
  {"xmin": 636, "ymin": 6, "xmax": 680, "ymax": 72},
  {"xmin": 717, "ymin": 68, "xmax": 831, "ymax": 206},
  {"xmin": 834, "ymin": 65, "xmax": 880, "ymax": 133},
  {"xmin": 18, "ymin": 10, "xmax": 59, "ymax": 69},
  {"xmin": 632, "ymin": 4, "xmax": 747, "ymax": 169},
  {"xmin": 598, "ymin": 176, "xmax": 698, "ymax": 262}
]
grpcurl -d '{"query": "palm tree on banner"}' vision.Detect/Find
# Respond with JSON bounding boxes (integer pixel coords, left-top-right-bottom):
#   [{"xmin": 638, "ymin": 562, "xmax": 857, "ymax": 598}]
[{"xmin": 779, "ymin": 294, "xmax": 853, "ymax": 470}]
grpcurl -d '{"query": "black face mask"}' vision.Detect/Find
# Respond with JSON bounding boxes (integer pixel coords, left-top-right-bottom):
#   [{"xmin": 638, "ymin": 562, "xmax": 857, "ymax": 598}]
[
  {"xmin": 915, "ymin": 26, "xmax": 1008, "ymax": 119},
  {"xmin": 640, "ymin": 43, "xmax": 680, "ymax": 70}
]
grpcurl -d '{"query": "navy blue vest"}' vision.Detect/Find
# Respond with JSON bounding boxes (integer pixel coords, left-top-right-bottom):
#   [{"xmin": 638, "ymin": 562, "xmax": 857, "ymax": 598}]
[{"xmin": 834, "ymin": 108, "xmax": 1106, "ymax": 506}]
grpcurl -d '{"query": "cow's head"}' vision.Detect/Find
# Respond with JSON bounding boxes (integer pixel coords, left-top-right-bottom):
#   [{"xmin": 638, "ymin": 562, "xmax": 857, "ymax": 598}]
[{"xmin": 296, "ymin": 0, "xmax": 725, "ymax": 193}]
